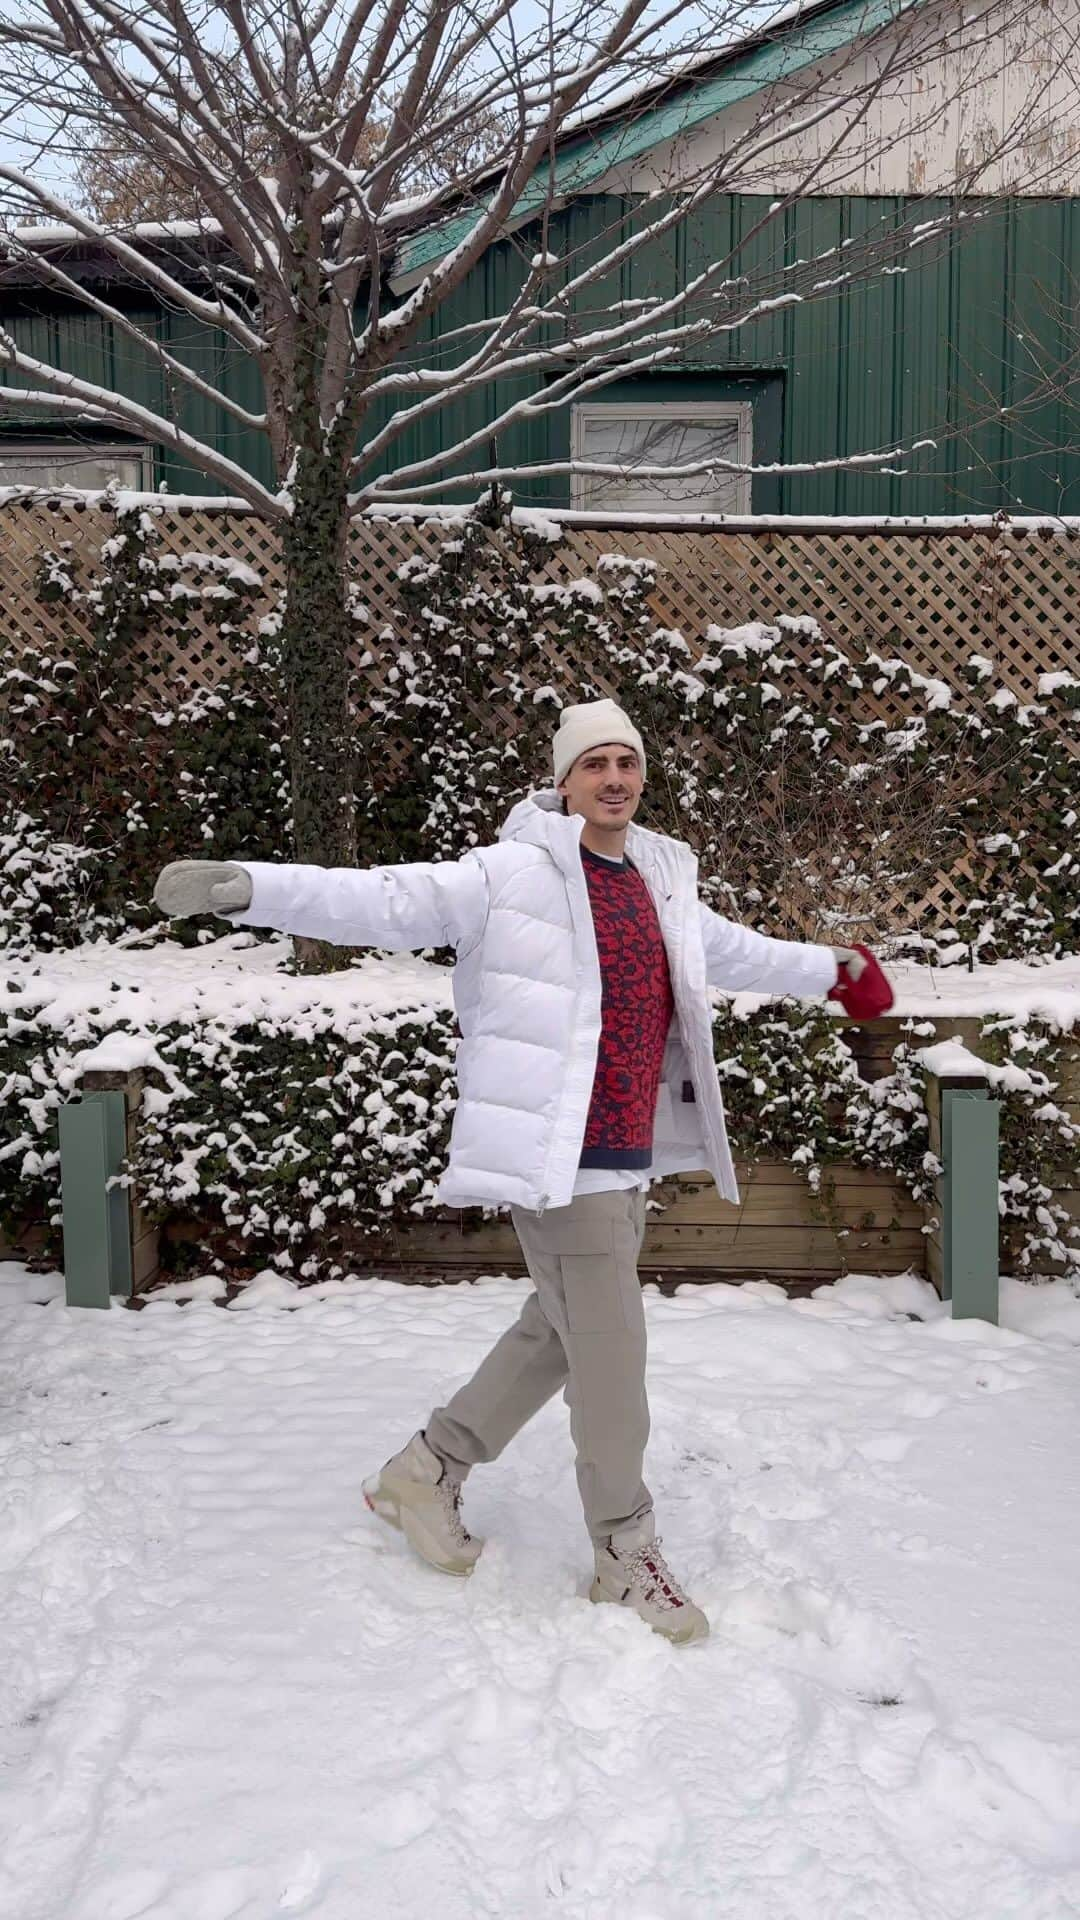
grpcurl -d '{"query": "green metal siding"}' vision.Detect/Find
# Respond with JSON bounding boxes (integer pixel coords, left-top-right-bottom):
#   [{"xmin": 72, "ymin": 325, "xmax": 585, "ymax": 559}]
[
  {"xmin": 0, "ymin": 295, "xmax": 276, "ymax": 493},
  {"xmin": 3, "ymin": 193, "xmax": 1079, "ymax": 513},
  {"xmin": 397, "ymin": 193, "xmax": 1080, "ymax": 514}
]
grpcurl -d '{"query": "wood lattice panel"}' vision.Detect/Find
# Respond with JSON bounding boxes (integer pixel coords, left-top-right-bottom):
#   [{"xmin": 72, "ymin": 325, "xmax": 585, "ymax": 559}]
[{"xmin": 3, "ymin": 499, "xmax": 1077, "ymax": 936}]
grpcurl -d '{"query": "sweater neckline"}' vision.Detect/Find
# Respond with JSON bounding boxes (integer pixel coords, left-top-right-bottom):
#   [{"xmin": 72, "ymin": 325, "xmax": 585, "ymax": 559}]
[{"xmin": 581, "ymin": 844, "xmax": 631, "ymax": 872}]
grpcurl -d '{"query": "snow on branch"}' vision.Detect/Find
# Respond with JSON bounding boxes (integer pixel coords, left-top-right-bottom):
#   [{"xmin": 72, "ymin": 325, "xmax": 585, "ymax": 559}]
[
  {"xmin": 0, "ymin": 168, "xmax": 268, "ymax": 358},
  {"xmin": 0, "ymin": 0, "xmax": 1075, "ymax": 514},
  {"xmin": 0, "ymin": 349, "xmax": 282, "ymax": 515}
]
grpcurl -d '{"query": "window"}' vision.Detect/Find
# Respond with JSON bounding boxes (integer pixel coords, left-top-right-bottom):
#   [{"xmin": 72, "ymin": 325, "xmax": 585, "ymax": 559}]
[
  {"xmin": 571, "ymin": 401, "xmax": 752, "ymax": 514},
  {"xmin": 0, "ymin": 441, "xmax": 152, "ymax": 490}
]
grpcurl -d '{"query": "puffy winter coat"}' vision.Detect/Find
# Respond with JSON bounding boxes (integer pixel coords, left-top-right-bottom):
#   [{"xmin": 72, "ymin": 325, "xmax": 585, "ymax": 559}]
[{"xmin": 232, "ymin": 791, "xmax": 837, "ymax": 1213}]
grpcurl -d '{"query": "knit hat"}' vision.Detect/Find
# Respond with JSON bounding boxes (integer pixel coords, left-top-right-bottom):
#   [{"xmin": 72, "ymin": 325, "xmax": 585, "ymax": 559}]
[{"xmin": 552, "ymin": 699, "xmax": 646, "ymax": 788}]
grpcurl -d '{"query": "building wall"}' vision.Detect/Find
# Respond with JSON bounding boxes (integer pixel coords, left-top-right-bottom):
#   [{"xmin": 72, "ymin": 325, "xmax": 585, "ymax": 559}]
[
  {"xmin": 616, "ymin": 0, "xmax": 1080, "ymax": 199},
  {"xmin": 375, "ymin": 191, "xmax": 1080, "ymax": 515},
  {"xmin": 2, "ymin": 192, "xmax": 1079, "ymax": 515}
]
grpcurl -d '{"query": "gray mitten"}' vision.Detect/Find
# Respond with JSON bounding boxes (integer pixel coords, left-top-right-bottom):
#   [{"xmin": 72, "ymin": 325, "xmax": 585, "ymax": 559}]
[{"xmin": 153, "ymin": 860, "xmax": 253, "ymax": 919}]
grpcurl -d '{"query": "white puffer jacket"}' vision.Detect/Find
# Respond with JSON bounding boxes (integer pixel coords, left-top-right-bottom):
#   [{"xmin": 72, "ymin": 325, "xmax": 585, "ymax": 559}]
[{"xmin": 233, "ymin": 792, "xmax": 837, "ymax": 1213}]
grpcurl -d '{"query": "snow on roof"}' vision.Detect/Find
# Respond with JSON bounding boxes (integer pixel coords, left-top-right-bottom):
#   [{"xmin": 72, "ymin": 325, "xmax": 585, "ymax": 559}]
[
  {"xmin": 5, "ymin": 177, "xmax": 288, "ymax": 250},
  {"xmin": 2, "ymin": 1, "xmax": 854, "ymax": 269},
  {"xmin": 7, "ymin": 216, "xmax": 219, "ymax": 247},
  {"xmin": 559, "ymin": 0, "xmax": 840, "ymax": 141}
]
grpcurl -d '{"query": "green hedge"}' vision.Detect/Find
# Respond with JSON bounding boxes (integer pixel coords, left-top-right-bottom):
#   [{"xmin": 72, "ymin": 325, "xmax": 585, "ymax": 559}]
[{"xmin": 3, "ymin": 981, "xmax": 1076, "ymax": 1281}]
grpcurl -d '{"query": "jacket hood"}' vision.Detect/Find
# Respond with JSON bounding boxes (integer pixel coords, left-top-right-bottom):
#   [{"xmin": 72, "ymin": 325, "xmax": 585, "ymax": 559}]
[
  {"xmin": 499, "ymin": 788, "xmax": 576, "ymax": 843},
  {"xmin": 499, "ymin": 789, "xmax": 696, "ymax": 881}
]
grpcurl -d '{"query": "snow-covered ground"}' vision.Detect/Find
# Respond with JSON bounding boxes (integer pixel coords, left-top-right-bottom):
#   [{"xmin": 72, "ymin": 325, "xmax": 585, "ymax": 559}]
[{"xmin": 3, "ymin": 1261, "xmax": 1080, "ymax": 1920}]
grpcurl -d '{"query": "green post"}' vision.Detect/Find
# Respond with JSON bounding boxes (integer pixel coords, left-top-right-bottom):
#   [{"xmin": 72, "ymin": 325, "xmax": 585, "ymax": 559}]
[
  {"xmin": 58, "ymin": 1090, "xmax": 133, "ymax": 1309},
  {"xmin": 940, "ymin": 1083, "xmax": 1000, "ymax": 1325}
]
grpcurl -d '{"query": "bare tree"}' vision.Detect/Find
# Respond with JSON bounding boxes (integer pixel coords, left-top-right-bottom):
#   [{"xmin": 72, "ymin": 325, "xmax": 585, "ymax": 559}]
[
  {"xmin": 72, "ymin": 72, "xmax": 504, "ymax": 225},
  {"xmin": 0, "ymin": 0, "xmax": 1077, "ymax": 961}
]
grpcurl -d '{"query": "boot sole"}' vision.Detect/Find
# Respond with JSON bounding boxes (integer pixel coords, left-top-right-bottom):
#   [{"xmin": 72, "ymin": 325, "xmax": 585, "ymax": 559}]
[
  {"xmin": 362, "ymin": 1479, "xmax": 479, "ymax": 1578},
  {"xmin": 589, "ymin": 1579, "xmax": 710, "ymax": 1645}
]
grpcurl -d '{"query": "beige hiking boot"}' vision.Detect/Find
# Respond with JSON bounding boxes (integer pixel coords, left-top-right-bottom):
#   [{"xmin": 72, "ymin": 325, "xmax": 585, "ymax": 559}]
[
  {"xmin": 362, "ymin": 1430, "xmax": 483, "ymax": 1576},
  {"xmin": 590, "ymin": 1533, "xmax": 709, "ymax": 1645}
]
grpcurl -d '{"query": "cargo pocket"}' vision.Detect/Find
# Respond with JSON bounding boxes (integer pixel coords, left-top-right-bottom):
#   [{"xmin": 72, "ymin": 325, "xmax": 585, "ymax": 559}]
[
  {"xmin": 562, "ymin": 1251, "xmax": 631, "ymax": 1335},
  {"xmin": 545, "ymin": 1193, "xmax": 619, "ymax": 1257}
]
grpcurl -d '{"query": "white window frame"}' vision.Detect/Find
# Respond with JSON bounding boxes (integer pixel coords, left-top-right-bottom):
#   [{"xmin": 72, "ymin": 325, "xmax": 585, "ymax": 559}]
[
  {"xmin": 0, "ymin": 439, "xmax": 154, "ymax": 490},
  {"xmin": 570, "ymin": 399, "xmax": 753, "ymax": 514}
]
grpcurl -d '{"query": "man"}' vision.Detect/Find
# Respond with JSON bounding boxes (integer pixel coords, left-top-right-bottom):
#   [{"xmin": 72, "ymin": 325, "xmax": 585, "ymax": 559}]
[{"xmin": 154, "ymin": 698, "xmax": 892, "ymax": 1647}]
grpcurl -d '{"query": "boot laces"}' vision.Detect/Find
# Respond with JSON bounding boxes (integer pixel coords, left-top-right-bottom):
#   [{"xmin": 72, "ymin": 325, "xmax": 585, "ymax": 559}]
[
  {"xmin": 620, "ymin": 1537, "xmax": 688, "ymax": 1612},
  {"xmin": 435, "ymin": 1472, "xmax": 472, "ymax": 1546}
]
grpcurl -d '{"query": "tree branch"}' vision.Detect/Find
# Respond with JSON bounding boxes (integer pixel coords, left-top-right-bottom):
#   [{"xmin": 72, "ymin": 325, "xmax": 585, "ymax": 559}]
[{"xmin": 0, "ymin": 332, "xmax": 282, "ymax": 512}]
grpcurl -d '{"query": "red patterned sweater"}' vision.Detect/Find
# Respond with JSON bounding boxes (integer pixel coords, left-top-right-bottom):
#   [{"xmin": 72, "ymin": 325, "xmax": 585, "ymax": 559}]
[{"xmin": 579, "ymin": 845, "xmax": 674, "ymax": 1169}]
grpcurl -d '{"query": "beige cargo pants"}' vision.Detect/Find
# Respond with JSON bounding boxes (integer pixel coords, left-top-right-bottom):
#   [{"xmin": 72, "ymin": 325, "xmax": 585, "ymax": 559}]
[{"xmin": 424, "ymin": 1188, "xmax": 654, "ymax": 1549}]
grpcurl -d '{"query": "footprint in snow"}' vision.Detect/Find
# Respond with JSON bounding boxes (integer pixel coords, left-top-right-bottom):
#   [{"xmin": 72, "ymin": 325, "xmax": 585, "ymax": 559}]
[
  {"xmin": 897, "ymin": 1387, "xmax": 949, "ymax": 1419},
  {"xmin": 870, "ymin": 1718, "xmax": 1080, "ymax": 1869},
  {"xmin": 854, "ymin": 1429, "xmax": 913, "ymax": 1463},
  {"xmin": 868, "ymin": 1525, "xmax": 975, "ymax": 1568},
  {"xmin": 720, "ymin": 1577, "xmax": 914, "ymax": 1704},
  {"xmin": 278, "ymin": 1851, "xmax": 323, "ymax": 1910},
  {"xmin": 0, "ymin": 1482, "xmax": 85, "ymax": 1572}
]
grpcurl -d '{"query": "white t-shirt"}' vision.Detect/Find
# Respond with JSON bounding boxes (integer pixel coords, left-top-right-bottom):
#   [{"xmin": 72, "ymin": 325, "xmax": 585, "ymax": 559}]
[
  {"xmin": 572, "ymin": 1165, "xmax": 650, "ymax": 1196},
  {"xmin": 572, "ymin": 841, "xmax": 652, "ymax": 1199}
]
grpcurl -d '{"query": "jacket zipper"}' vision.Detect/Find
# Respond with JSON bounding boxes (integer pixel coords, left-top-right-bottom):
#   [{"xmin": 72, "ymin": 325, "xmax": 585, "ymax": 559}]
[
  {"xmin": 533, "ymin": 838, "xmax": 685, "ymax": 1218},
  {"xmin": 534, "ymin": 824, "xmax": 597, "ymax": 1219}
]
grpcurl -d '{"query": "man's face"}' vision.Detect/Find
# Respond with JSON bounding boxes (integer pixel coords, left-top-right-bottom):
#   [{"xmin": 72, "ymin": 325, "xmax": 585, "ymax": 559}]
[{"xmin": 558, "ymin": 742, "xmax": 644, "ymax": 829}]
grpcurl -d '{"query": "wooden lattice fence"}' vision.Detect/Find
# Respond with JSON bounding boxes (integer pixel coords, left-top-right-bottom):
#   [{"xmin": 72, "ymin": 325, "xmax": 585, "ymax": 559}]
[
  {"xmin": 3, "ymin": 496, "xmax": 1079, "ymax": 936},
  {"xmin": 6, "ymin": 498, "xmax": 1080, "ymax": 697}
]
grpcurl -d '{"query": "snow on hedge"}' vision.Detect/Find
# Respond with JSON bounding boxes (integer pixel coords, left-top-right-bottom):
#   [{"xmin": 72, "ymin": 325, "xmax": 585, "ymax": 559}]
[
  {"xmin": 3, "ymin": 935, "xmax": 1078, "ymax": 1286},
  {"xmin": 5, "ymin": 934, "xmax": 1080, "ymax": 1049}
]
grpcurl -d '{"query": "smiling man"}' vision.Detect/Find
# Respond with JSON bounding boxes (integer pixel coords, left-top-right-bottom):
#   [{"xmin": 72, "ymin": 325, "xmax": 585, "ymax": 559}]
[{"xmin": 153, "ymin": 697, "xmax": 892, "ymax": 1646}]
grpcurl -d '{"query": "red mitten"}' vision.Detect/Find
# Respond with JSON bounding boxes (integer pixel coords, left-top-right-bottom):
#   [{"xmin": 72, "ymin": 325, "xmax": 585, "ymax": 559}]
[{"xmin": 827, "ymin": 943, "xmax": 895, "ymax": 1020}]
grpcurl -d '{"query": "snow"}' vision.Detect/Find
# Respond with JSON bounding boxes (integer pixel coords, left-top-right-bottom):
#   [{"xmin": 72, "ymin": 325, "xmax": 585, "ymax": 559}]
[
  {"xmin": 704, "ymin": 619, "xmax": 780, "ymax": 660},
  {"xmin": 5, "ymin": 938, "xmax": 1080, "ymax": 1051},
  {"xmin": 75, "ymin": 1031, "xmax": 164, "ymax": 1075},
  {"xmin": 10, "ymin": 215, "xmax": 217, "ymax": 245},
  {"xmin": 1, "ymin": 932, "xmax": 454, "ymax": 1066},
  {"xmin": 155, "ymin": 553, "xmax": 263, "ymax": 586},
  {"xmin": 917, "ymin": 1039, "xmax": 989, "ymax": 1080},
  {"xmin": 3, "ymin": 1257, "xmax": 1080, "ymax": 1917},
  {"xmin": 915, "ymin": 1041, "xmax": 1060, "ymax": 1100},
  {"xmin": 0, "ymin": 488, "xmax": 259, "ymax": 514},
  {"xmin": 361, "ymin": 501, "xmax": 1080, "ymax": 534}
]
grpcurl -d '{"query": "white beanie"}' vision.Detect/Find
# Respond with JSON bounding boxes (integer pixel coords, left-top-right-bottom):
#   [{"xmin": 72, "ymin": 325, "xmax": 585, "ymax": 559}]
[{"xmin": 552, "ymin": 699, "xmax": 646, "ymax": 788}]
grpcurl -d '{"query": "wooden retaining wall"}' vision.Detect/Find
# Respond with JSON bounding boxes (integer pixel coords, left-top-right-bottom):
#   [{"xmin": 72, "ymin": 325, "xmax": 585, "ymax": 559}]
[{"xmin": 342, "ymin": 1158, "xmax": 928, "ymax": 1288}]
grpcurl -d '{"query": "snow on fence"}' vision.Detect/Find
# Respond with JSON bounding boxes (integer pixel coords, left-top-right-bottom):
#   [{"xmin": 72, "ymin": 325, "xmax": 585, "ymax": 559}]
[{"xmin": 6, "ymin": 494, "xmax": 1079, "ymax": 699}]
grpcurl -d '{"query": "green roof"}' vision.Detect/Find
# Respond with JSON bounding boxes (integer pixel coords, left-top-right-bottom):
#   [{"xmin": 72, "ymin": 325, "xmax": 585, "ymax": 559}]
[{"xmin": 395, "ymin": 0, "xmax": 922, "ymax": 282}]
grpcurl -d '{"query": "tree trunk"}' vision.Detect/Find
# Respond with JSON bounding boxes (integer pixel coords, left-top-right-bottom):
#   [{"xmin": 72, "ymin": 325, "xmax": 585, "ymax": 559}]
[{"xmin": 281, "ymin": 445, "xmax": 356, "ymax": 975}]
